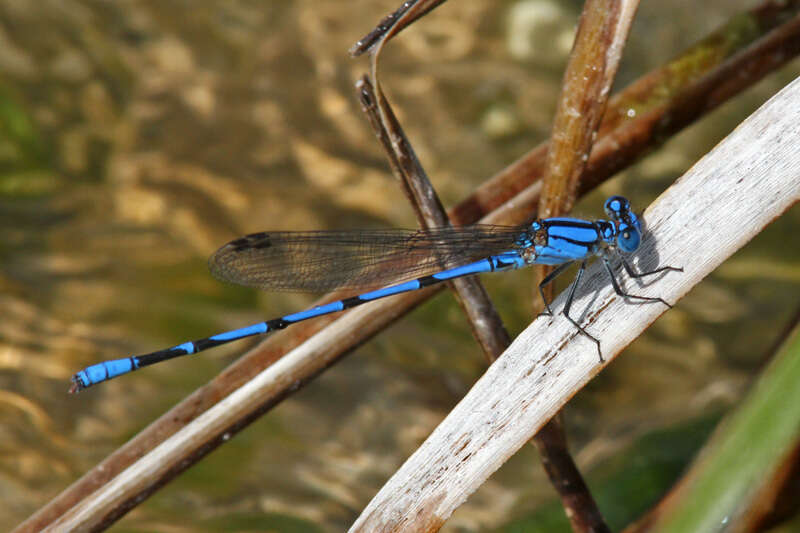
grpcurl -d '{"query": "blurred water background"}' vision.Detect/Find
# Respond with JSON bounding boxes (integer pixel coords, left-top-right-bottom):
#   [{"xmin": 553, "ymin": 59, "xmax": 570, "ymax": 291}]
[{"xmin": 1, "ymin": 1, "xmax": 798, "ymax": 531}]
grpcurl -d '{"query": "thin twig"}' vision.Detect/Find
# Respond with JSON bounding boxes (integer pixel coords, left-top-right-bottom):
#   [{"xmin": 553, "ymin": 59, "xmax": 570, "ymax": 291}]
[
  {"xmin": 531, "ymin": 1, "xmax": 640, "ymax": 530},
  {"xmin": 539, "ymin": 0, "xmax": 639, "ymax": 219},
  {"xmin": 349, "ymin": 0, "xmax": 447, "ymax": 57},
  {"xmin": 359, "ymin": 0, "xmax": 517, "ymax": 356},
  {"xmin": 357, "ymin": 76, "xmax": 512, "ymax": 356}
]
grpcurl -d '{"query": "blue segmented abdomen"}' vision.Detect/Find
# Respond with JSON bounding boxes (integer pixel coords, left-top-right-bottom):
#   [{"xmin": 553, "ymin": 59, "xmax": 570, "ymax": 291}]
[
  {"xmin": 73, "ymin": 357, "xmax": 139, "ymax": 389},
  {"xmin": 69, "ymin": 252, "xmax": 528, "ymax": 391}
]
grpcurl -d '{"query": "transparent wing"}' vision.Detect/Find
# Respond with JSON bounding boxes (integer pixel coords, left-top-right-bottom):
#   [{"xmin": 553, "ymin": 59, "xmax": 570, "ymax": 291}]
[{"xmin": 208, "ymin": 225, "xmax": 527, "ymax": 292}]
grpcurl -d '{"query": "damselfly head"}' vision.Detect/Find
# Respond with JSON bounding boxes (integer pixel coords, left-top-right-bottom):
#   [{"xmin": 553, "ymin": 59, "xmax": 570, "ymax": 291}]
[{"xmin": 604, "ymin": 196, "xmax": 642, "ymax": 253}]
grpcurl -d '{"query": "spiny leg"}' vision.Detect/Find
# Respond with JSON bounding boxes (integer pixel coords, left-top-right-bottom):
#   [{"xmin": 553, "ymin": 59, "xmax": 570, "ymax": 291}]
[
  {"xmin": 621, "ymin": 258, "xmax": 683, "ymax": 279},
  {"xmin": 537, "ymin": 261, "xmax": 574, "ymax": 316},
  {"xmin": 603, "ymin": 258, "xmax": 674, "ymax": 308},
  {"xmin": 561, "ymin": 260, "xmax": 604, "ymax": 362}
]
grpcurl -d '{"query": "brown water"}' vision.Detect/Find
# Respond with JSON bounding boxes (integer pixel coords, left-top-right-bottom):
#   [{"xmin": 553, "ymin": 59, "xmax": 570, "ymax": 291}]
[{"xmin": 1, "ymin": 1, "xmax": 797, "ymax": 531}]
